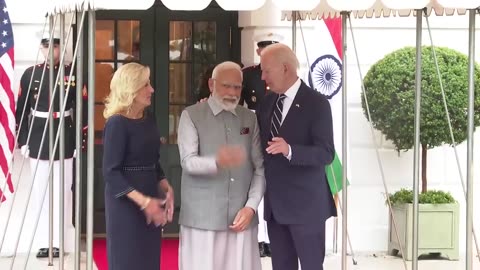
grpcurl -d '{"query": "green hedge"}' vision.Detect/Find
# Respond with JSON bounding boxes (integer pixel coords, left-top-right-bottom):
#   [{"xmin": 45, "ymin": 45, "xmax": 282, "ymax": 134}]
[{"xmin": 387, "ymin": 188, "xmax": 456, "ymax": 205}]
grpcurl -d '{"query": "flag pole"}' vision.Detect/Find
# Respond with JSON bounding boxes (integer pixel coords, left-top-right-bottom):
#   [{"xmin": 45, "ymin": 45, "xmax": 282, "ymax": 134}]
[
  {"xmin": 340, "ymin": 11, "xmax": 348, "ymax": 270},
  {"xmin": 59, "ymin": 13, "xmax": 66, "ymax": 270},
  {"xmin": 74, "ymin": 9, "xmax": 86, "ymax": 270},
  {"xmin": 291, "ymin": 11, "xmax": 297, "ymax": 53},
  {"xmin": 48, "ymin": 14, "xmax": 55, "ymax": 266},
  {"xmin": 465, "ymin": 9, "xmax": 476, "ymax": 270},
  {"xmin": 411, "ymin": 10, "xmax": 423, "ymax": 270},
  {"xmin": 333, "ymin": 194, "xmax": 339, "ymax": 254},
  {"xmin": 86, "ymin": 9, "xmax": 96, "ymax": 270}
]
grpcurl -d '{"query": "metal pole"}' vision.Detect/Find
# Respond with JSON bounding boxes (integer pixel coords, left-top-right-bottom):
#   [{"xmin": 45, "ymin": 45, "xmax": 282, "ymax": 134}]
[
  {"xmin": 75, "ymin": 10, "xmax": 85, "ymax": 270},
  {"xmin": 20, "ymin": 12, "xmax": 80, "ymax": 270},
  {"xmin": 424, "ymin": 12, "xmax": 480, "ymax": 262},
  {"xmin": 21, "ymin": 13, "xmax": 76, "ymax": 270},
  {"xmin": 292, "ymin": 11, "xmax": 297, "ymax": 53},
  {"xmin": 48, "ymin": 15, "xmax": 55, "ymax": 266},
  {"xmin": 348, "ymin": 14, "xmax": 409, "ymax": 270},
  {"xmin": 59, "ymin": 14, "xmax": 66, "ymax": 270},
  {"xmin": 334, "ymin": 214, "xmax": 338, "ymax": 253},
  {"xmin": 465, "ymin": 9, "xmax": 475, "ymax": 270},
  {"xmin": 22, "ymin": 16, "xmax": 77, "ymax": 270},
  {"xmin": 340, "ymin": 11, "xmax": 348, "ymax": 270},
  {"xmin": 329, "ymin": 170, "xmax": 357, "ymax": 265},
  {"xmin": 86, "ymin": 9, "xmax": 96, "ymax": 270},
  {"xmin": 412, "ymin": 10, "xmax": 423, "ymax": 270}
]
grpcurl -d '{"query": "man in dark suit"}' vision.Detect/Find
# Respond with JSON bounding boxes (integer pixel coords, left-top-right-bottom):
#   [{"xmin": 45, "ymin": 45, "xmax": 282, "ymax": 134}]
[{"xmin": 256, "ymin": 43, "xmax": 337, "ymax": 270}]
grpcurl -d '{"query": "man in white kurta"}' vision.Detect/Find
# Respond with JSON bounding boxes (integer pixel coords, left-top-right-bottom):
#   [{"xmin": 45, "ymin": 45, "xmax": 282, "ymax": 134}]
[{"xmin": 177, "ymin": 61, "xmax": 265, "ymax": 270}]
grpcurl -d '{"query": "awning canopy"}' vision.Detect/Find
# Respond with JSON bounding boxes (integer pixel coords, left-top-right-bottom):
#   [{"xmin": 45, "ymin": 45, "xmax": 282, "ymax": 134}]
[
  {"xmin": 283, "ymin": 0, "xmax": 480, "ymax": 20},
  {"xmin": 46, "ymin": 0, "xmax": 480, "ymax": 18}
]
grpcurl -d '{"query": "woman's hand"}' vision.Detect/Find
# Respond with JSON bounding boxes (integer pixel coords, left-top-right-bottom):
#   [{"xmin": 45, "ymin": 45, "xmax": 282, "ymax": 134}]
[
  {"xmin": 159, "ymin": 180, "xmax": 174, "ymax": 222},
  {"xmin": 164, "ymin": 185, "xmax": 174, "ymax": 222},
  {"xmin": 127, "ymin": 190, "xmax": 167, "ymax": 227},
  {"xmin": 142, "ymin": 197, "xmax": 167, "ymax": 227},
  {"xmin": 197, "ymin": 97, "xmax": 208, "ymax": 103}
]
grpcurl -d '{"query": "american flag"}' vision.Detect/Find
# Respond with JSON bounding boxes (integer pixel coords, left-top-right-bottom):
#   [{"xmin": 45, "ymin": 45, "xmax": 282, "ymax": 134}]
[{"xmin": 0, "ymin": 0, "xmax": 15, "ymax": 202}]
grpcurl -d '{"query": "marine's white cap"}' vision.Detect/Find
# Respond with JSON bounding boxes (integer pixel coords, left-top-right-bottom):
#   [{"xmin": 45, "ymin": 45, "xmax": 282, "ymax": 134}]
[
  {"xmin": 38, "ymin": 28, "xmax": 64, "ymax": 45},
  {"xmin": 253, "ymin": 32, "xmax": 284, "ymax": 48}
]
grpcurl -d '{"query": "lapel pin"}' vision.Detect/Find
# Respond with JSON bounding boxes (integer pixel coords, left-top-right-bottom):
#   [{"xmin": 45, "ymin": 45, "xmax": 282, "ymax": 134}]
[{"xmin": 295, "ymin": 104, "xmax": 300, "ymax": 108}]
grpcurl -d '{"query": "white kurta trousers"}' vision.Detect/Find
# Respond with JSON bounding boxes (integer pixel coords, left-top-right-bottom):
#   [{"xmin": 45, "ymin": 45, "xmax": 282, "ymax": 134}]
[
  {"xmin": 179, "ymin": 225, "xmax": 262, "ymax": 270},
  {"xmin": 257, "ymin": 197, "xmax": 269, "ymax": 243},
  {"xmin": 29, "ymin": 158, "xmax": 75, "ymax": 252}
]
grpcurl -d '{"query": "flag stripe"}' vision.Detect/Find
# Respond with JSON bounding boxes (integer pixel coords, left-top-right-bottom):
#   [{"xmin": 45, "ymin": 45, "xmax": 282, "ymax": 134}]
[
  {"xmin": 324, "ymin": 18, "xmax": 343, "ymax": 59},
  {"xmin": 0, "ymin": 0, "xmax": 15, "ymax": 200},
  {"xmin": 0, "ymin": 144, "xmax": 12, "ymax": 192},
  {"xmin": 0, "ymin": 54, "xmax": 15, "ymax": 196},
  {"xmin": 0, "ymin": 60, "xmax": 15, "ymax": 149}
]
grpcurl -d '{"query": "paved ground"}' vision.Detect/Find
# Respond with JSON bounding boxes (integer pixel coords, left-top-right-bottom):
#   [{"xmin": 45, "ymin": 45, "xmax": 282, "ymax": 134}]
[
  {"xmin": 1, "ymin": 252, "xmax": 479, "ymax": 269},
  {"xmin": 0, "ymin": 252, "xmax": 96, "ymax": 270}
]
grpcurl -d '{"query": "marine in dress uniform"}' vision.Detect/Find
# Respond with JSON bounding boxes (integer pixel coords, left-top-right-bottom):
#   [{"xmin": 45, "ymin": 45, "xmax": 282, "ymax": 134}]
[
  {"xmin": 241, "ymin": 32, "xmax": 284, "ymax": 113},
  {"xmin": 241, "ymin": 32, "xmax": 283, "ymax": 257},
  {"xmin": 15, "ymin": 29, "xmax": 87, "ymax": 258}
]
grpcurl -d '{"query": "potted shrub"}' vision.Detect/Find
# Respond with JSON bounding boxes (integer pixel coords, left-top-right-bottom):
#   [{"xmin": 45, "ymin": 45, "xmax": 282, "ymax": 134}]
[
  {"xmin": 362, "ymin": 46, "xmax": 480, "ymax": 260},
  {"xmin": 386, "ymin": 189, "xmax": 459, "ymax": 260}
]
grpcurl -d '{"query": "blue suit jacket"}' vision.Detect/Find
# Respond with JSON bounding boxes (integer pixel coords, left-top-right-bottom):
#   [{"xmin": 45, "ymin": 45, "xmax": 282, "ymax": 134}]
[{"xmin": 256, "ymin": 80, "xmax": 338, "ymax": 225}]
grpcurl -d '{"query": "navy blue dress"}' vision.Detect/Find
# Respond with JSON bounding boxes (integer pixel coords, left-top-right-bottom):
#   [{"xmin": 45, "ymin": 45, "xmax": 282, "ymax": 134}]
[{"xmin": 103, "ymin": 113, "xmax": 166, "ymax": 270}]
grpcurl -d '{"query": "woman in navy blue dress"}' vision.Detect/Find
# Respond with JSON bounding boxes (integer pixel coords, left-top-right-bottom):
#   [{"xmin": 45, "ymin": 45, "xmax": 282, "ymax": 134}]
[{"xmin": 102, "ymin": 63, "xmax": 174, "ymax": 270}]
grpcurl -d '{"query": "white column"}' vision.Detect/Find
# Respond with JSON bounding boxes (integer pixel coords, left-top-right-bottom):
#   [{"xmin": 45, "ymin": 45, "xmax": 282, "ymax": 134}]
[
  {"xmin": 238, "ymin": 1, "xmax": 292, "ymax": 67},
  {"xmin": 238, "ymin": 3, "xmax": 316, "ymax": 76}
]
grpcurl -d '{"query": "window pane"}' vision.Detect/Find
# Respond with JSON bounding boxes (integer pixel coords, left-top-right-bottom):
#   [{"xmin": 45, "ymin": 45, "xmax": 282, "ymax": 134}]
[
  {"xmin": 95, "ymin": 62, "xmax": 114, "ymax": 104},
  {"xmin": 193, "ymin": 22, "xmax": 216, "ymax": 63},
  {"xmin": 193, "ymin": 63, "xmax": 214, "ymax": 101},
  {"xmin": 168, "ymin": 105, "xmax": 186, "ymax": 144},
  {"xmin": 169, "ymin": 63, "xmax": 192, "ymax": 104},
  {"xmin": 96, "ymin": 20, "xmax": 115, "ymax": 60},
  {"xmin": 169, "ymin": 21, "xmax": 192, "ymax": 61},
  {"xmin": 94, "ymin": 104, "xmax": 106, "ymax": 135},
  {"xmin": 117, "ymin": 20, "xmax": 140, "ymax": 61}
]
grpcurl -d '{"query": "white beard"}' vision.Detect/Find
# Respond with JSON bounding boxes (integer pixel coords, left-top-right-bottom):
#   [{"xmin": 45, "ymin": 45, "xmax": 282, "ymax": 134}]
[{"xmin": 212, "ymin": 92, "xmax": 238, "ymax": 112}]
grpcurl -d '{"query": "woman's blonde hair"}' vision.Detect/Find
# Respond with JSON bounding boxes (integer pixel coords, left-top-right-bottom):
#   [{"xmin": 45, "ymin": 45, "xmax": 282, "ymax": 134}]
[{"xmin": 103, "ymin": 63, "xmax": 150, "ymax": 119}]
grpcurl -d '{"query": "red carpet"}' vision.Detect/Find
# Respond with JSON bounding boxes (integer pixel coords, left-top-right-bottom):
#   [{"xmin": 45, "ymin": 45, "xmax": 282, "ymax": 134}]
[{"xmin": 93, "ymin": 238, "xmax": 179, "ymax": 270}]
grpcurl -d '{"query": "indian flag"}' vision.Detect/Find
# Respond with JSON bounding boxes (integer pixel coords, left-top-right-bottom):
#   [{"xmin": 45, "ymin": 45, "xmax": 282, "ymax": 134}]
[{"xmin": 306, "ymin": 18, "xmax": 347, "ymax": 195}]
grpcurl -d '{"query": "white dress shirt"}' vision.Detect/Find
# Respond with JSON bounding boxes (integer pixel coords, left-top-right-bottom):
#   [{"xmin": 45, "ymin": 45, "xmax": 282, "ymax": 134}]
[
  {"xmin": 278, "ymin": 77, "xmax": 301, "ymax": 160},
  {"xmin": 280, "ymin": 77, "xmax": 301, "ymax": 125}
]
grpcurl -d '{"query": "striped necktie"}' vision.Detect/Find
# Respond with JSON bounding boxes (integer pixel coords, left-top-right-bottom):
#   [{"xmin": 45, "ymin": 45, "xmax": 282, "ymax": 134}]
[{"xmin": 270, "ymin": 94, "xmax": 287, "ymax": 139}]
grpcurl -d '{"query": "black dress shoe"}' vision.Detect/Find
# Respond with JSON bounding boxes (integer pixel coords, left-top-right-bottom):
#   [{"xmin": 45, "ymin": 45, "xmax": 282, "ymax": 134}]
[
  {"xmin": 36, "ymin": 247, "xmax": 59, "ymax": 258},
  {"xmin": 258, "ymin": 242, "xmax": 267, "ymax": 257},
  {"xmin": 264, "ymin": 243, "xmax": 272, "ymax": 257}
]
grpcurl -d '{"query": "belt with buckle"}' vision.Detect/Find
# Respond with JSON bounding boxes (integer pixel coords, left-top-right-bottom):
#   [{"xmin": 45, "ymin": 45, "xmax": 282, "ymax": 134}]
[
  {"xmin": 31, "ymin": 109, "xmax": 72, "ymax": 119},
  {"xmin": 121, "ymin": 165, "xmax": 156, "ymax": 171}
]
